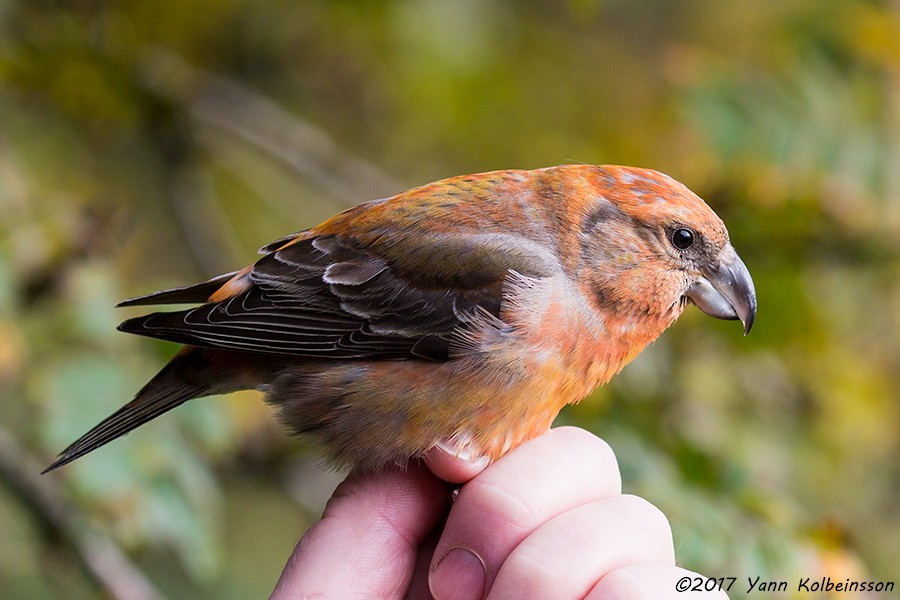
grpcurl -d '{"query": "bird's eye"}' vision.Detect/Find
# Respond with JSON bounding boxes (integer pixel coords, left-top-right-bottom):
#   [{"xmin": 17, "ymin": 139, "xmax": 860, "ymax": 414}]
[{"xmin": 671, "ymin": 228, "xmax": 695, "ymax": 250}]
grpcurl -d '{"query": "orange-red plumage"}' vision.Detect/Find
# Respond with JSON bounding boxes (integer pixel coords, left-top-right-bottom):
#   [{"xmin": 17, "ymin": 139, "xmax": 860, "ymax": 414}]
[{"xmin": 45, "ymin": 165, "xmax": 756, "ymax": 472}]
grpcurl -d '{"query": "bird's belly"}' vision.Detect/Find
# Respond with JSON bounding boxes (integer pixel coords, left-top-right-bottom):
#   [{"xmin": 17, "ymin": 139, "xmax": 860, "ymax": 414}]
[{"xmin": 267, "ymin": 348, "xmax": 592, "ymax": 470}]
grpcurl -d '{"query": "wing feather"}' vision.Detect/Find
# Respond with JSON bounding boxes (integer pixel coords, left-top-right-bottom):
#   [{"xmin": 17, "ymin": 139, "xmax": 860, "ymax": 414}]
[{"xmin": 117, "ymin": 271, "xmax": 240, "ymax": 307}]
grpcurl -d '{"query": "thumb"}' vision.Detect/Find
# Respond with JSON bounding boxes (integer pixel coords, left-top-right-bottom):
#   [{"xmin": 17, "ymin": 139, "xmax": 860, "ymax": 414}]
[{"xmin": 270, "ymin": 463, "xmax": 451, "ymax": 600}]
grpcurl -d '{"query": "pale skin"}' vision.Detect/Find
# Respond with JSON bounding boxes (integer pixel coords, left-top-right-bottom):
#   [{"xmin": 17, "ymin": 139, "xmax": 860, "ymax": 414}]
[{"xmin": 270, "ymin": 427, "xmax": 728, "ymax": 600}]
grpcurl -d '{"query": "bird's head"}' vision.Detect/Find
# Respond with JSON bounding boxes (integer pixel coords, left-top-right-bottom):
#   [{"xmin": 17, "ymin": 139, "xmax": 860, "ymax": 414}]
[{"xmin": 575, "ymin": 165, "xmax": 756, "ymax": 335}]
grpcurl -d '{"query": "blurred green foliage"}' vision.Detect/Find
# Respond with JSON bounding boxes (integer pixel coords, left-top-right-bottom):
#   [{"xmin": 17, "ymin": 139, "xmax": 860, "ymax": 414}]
[{"xmin": 1, "ymin": 0, "xmax": 898, "ymax": 598}]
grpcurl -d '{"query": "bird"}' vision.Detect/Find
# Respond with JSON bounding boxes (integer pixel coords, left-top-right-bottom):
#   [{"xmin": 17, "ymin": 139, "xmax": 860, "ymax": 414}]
[{"xmin": 44, "ymin": 164, "xmax": 756, "ymax": 473}]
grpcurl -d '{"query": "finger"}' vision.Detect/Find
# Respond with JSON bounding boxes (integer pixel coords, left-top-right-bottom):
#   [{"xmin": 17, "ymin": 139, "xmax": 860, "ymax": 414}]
[
  {"xmin": 424, "ymin": 441, "xmax": 492, "ymax": 483},
  {"xmin": 589, "ymin": 564, "xmax": 730, "ymax": 599},
  {"xmin": 488, "ymin": 494, "xmax": 675, "ymax": 599},
  {"xmin": 429, "ymin": 427, "xmax": 621, "ymax": 600},
  {"xmin": 270, "ymin": 463, "xmax": 450, "ymax": 600},
  {"xmin": 404, "ymin": 513, "xmax": 447, "ymax": 599}
]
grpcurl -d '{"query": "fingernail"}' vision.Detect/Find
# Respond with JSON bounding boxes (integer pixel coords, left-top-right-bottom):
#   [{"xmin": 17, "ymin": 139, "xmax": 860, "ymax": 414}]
[
  {"xmin": 436, "ymin": 439, "xmax": 491, "ymax": 470},
  {"xmin": 430, "ymin": 546, "xmax": 486, "ymax": 600}
]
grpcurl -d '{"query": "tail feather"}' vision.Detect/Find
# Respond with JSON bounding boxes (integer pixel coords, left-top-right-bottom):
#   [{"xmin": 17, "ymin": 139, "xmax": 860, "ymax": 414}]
[{"xmin": 43, "ymin": 347, "xmax": 226, "ymax": 473}]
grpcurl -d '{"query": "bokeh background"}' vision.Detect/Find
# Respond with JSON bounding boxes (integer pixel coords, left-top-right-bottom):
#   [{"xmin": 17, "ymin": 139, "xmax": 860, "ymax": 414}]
[{"xmin": 1, "ymin": 1, "xmax": 898, "ymax": 598}]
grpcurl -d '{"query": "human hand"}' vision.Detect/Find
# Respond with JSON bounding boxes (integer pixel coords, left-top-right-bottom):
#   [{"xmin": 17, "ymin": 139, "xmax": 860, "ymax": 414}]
[{"xmin": 270, "ymin": 427, "xmax": 727, "ymax": 599}]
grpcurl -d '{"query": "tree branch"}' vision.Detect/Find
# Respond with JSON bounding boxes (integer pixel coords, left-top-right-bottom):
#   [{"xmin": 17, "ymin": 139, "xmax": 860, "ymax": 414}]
[
  {"xmin": 0, "ymin": 425, "xmax": 169, "ymax": 600},
  {"xmin": 137, "ymin": 48, "xmax": 406, "ymax": 205}
]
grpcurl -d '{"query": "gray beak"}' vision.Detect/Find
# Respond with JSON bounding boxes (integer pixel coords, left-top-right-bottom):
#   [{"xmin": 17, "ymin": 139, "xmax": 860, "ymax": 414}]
[{"xmin": 684, "ymin": 247, "xmax": 757, "ymax": 335}]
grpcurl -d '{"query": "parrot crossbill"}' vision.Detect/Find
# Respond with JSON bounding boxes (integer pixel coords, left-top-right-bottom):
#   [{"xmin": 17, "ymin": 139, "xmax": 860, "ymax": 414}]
[{"xmin": 44, "ymin": 165, "xmax": 756, "ymax": 473}]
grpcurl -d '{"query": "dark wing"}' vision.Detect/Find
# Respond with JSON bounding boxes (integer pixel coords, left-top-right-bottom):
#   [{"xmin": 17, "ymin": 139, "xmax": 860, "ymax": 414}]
[{"xmin": 117, "ymin": 233, "xmax": 559, "ymax": 361}]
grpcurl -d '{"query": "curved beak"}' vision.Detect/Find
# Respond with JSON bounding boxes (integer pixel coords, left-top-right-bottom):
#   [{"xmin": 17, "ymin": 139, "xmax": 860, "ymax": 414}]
[{"xmin": 684, "ymin": 247, "xmax": 757, "ymax": 335}]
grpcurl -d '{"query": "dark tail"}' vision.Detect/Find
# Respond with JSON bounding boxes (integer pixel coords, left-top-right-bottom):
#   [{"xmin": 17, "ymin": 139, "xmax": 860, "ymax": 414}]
[{"xmin": 43, "ymin": 347, "xmax": 239, "ymax": 473}]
